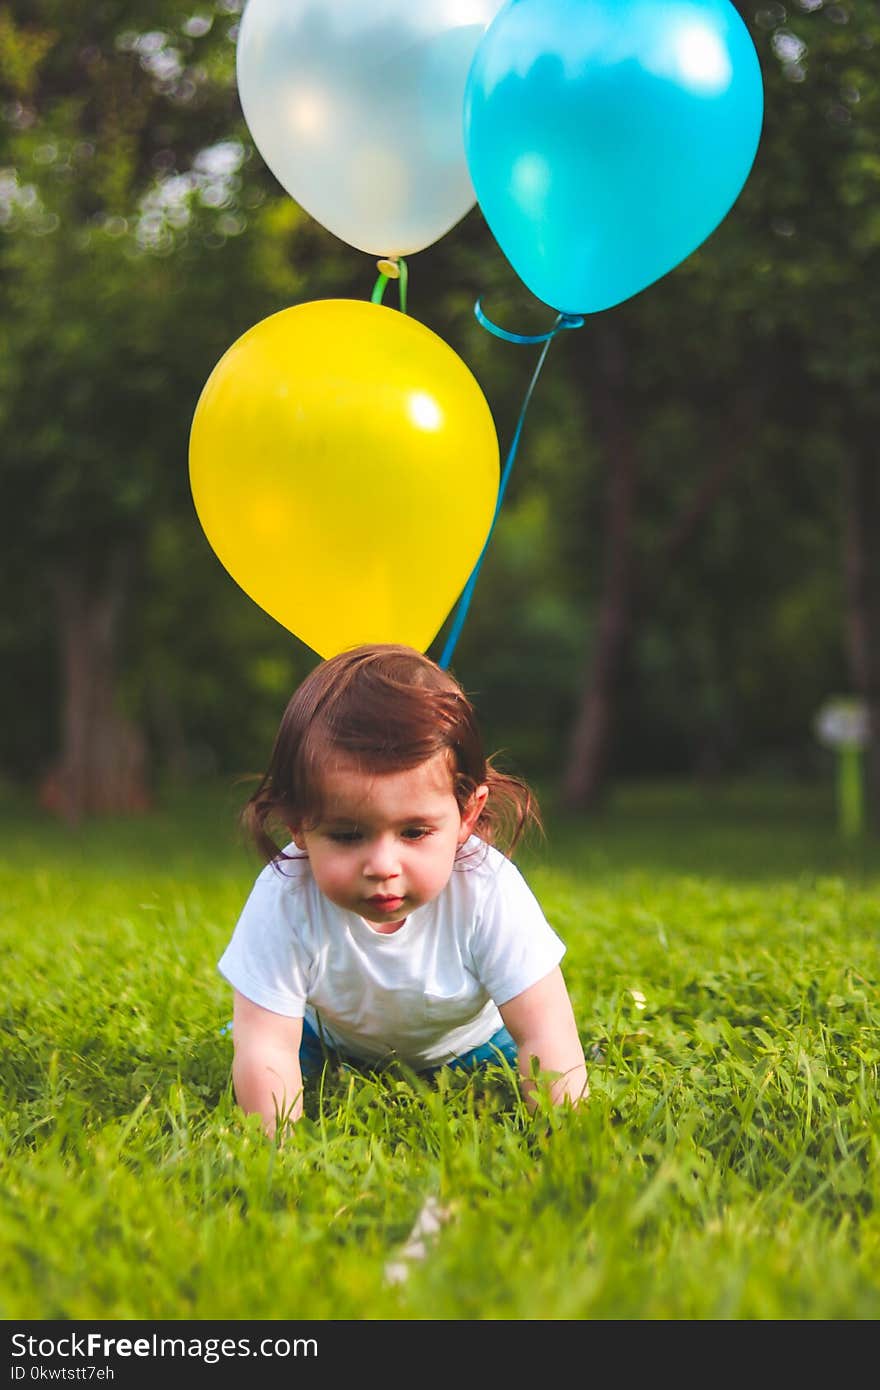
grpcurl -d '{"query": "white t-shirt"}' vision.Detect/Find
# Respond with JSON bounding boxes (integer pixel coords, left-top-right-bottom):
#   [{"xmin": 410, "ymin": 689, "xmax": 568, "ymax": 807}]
[{"xmin": 218, "ymin": 836, "xmax": 565, "ymax": 1068}]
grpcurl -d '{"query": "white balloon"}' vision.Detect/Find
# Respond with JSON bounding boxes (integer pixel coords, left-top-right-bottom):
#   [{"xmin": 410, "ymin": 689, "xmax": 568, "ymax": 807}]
[{"xmin": 236, "ymin": 0, "xmax": 505, "ymax": 258}]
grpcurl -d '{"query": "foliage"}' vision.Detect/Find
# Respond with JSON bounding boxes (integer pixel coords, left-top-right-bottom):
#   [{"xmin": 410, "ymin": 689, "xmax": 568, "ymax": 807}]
[
  {"xmin": 0, "ymin": 1, "xmax": 358, "ymax": 782},
  {"xmin": 377, "ymin": 1, "xmax": 880, "ymax": 785},
  {"xmin": 1, "ymin": 2, "xmax": 879, "ymax": 794}
]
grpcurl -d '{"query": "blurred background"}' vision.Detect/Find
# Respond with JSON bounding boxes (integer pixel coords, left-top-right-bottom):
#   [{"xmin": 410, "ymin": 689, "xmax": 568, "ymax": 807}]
[{"xmin": 1, "ymin": 0, "xmax": 877, "ymax": 829}]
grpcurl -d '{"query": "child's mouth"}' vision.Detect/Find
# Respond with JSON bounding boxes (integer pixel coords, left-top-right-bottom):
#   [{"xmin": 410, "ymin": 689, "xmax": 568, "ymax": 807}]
[{"xmin": 367, "ymin": 894, "xmax": 404, "ymax": 911}]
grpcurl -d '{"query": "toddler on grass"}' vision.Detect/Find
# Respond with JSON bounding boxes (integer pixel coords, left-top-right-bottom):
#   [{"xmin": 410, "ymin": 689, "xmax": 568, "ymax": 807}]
[{"xmin": 218, "ymin": 643, "xmax": 587, "ymax": 1137}]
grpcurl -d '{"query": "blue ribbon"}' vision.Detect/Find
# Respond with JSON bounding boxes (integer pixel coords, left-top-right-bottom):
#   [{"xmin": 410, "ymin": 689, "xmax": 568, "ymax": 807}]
[{"xmin": 438, "ymin": 300, "xmax": 584, "ymax": 670}]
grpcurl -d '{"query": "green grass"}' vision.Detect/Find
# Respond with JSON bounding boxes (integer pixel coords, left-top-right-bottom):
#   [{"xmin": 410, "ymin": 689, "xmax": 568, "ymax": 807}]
[{"xmin": 1, "ymin": 777, "xmax": 878, "ymax": 1320}]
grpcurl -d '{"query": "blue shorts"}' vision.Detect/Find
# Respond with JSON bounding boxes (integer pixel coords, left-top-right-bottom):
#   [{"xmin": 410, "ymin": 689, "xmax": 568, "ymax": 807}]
[{"xmin": 299, "ymin": 1017, "xmax": 518, "ymax": 1079}]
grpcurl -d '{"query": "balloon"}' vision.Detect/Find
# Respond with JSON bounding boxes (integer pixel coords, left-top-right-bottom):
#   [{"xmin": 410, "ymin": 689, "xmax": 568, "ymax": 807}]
[
  {"xmin": 236, "ymin": 0, "xmax": 506, "ymax": 258},
  {"xmin": 464, "ymin": 0, "xmax": 764, "ymax": 314},
  {"xmin": 188, "ymin": 300, "xmax": 500, "ymax": 657}
]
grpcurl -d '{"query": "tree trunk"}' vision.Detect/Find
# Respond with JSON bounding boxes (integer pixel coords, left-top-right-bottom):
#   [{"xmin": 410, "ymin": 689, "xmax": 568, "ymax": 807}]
[
  {"xmin": 38, "ymin": 554, "xmax": 151, "ymax": 823},
  {"xmin": 562, "ymin": 322, "xmax": 637, "ymax": 811},
  {"xmin": 841, "ymin": 455, "xmax": 880, "ymax": 826},
  {"xmin": 561, "ymin": 375, "xmax": 765, "ymax": 813}
]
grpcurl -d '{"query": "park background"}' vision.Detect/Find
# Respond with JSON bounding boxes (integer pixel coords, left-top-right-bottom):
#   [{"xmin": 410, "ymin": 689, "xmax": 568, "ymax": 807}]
[
  {"xmin": 2, "ymin": 0, "xmax": 880, "ymax": 1326},
  {"xmin": 1, "ymin": 0, "xmax": 878, "ymax": 832}
]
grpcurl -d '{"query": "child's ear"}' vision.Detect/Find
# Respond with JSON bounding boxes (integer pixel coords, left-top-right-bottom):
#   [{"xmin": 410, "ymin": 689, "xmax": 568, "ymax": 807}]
[
  {"xmin": 458, "ymin": 784, "xmax": 489, "ymax": 842},
  {"xmin": 288, "ymin": 824, "xmax": 307, "ymax": 851}
]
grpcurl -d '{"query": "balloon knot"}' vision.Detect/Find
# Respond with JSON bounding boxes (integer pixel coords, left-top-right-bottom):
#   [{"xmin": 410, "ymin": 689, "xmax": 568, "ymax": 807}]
[{"xmin": 377, "ymin": 258, "xmax": 401, "ymax": 279}]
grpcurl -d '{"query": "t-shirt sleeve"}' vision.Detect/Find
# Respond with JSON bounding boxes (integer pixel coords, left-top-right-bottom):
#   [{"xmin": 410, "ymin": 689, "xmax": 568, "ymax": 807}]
[
  {"xmin": 469, "ymin": 857, "xmax": 566, "ymax": 1007},
  {"xmin": 217, "ymin": 866, "xmax": 312, "ymax": 1018}
]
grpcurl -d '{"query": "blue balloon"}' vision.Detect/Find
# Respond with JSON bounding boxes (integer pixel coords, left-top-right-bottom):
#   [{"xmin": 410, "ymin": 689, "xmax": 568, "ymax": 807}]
[{"xmin": 464, "ymin": 0, "xmax": 764, "ymax": 314}]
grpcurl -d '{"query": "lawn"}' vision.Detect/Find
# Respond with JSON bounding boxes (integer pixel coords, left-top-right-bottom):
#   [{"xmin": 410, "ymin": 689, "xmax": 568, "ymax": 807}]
[{"xmin": 1, "ymin": 777, "xmax": 878, "ymax": 1322}]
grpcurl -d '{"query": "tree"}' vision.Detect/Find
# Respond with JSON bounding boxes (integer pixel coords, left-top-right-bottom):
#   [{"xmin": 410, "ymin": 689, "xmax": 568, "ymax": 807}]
[
  {"xmin": 553, "ymin": 0, "xmax": 880, "ymax": 812},
  {"xmin": 0, "ymin": 1, "xmax": 353, "ymax": 818},
  {"xmin": 2, "ymin": 0, "xmax": 876, "ymax": 823}
]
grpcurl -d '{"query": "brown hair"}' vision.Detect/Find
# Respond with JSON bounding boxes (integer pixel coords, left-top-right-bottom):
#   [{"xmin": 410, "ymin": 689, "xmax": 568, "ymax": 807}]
[{"xmin": 241, "ymin": 644, "xmax": 541, "ymax": 864}]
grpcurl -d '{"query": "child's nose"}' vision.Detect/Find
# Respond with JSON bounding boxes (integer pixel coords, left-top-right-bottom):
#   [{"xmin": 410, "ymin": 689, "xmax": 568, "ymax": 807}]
[{"xmin": 363, "ymin": 836, "xmax": 400, "ymax": 879}]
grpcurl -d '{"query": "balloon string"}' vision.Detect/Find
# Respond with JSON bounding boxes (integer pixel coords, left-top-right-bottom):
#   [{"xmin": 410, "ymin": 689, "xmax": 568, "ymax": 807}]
[
  {"xmin": 398, "ymin": 257, "xmax": 408, "ymax": 315},
  {"xmin": 370, "ymin": 257, "xmax": 408, "ymax": 314},
  {"xmin": 438, "ymin": 301, "xmax": 584, "ymax": 671}
]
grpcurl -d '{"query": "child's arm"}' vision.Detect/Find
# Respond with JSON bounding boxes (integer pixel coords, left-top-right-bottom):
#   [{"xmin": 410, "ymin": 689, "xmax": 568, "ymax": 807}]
[
  {"xmin": 499, "ymin": 967, "xmax": 588, "ymax": 1109},
  {"xmin": 230, "ymin": 989, "xmax": 304, "ymax": 1138}
]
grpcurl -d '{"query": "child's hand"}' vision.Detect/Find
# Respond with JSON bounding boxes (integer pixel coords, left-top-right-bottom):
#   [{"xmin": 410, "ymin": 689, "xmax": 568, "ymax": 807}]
[{"xmin": 499, "ymin": 967, "xmax": 589, "ymax": 1111}]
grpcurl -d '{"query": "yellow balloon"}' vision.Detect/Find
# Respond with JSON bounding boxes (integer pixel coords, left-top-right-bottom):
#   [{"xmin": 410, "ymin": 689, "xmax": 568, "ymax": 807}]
[{"xmin": 189, "ymin": 300, "xmax": 500, "ymax": 657}]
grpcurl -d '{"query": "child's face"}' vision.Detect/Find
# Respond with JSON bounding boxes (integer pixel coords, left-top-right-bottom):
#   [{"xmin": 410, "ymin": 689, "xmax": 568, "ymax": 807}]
[{"xmin": 290, "ymin": 751, "xmax": 488, "ymax": 932}]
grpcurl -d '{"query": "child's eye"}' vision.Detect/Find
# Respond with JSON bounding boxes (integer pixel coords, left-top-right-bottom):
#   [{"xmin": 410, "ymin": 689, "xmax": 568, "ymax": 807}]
[
  {"xmin": 327, "ymin": 830, "xmax": 362, "ymax": 844},
  {"xmin": 401, "ymin": 827, "xmax": 433, "ymax": 841}
]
